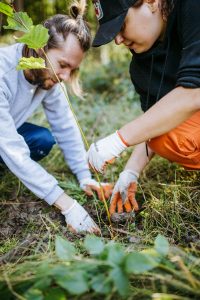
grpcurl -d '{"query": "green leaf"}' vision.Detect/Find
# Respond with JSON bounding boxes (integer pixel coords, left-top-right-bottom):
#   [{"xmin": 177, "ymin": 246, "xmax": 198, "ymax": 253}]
[
  {"xmin": 0, "ymin": 2, "xmax": 13, "ymax": 17},
  {"xmin": 106, "ymin": 243, "xmax": 125, "ymax": 266},
  {"xmin": 4, "ymin": 12, "xmax": 33, "ymax": 33},
  {"xmin": 154, "ymin": 235, "xmax": 169, "ymax": 256},
  {"xmin": 56, "ymin": 270, "xmax": 89, "ymax": 295},
  {"xmin": 109, "ymin": 267, "xmax": 130, "ymax": 296},
  {"xmin": 91, "ymin": 274, "xmax": 112, "ymax": 295},
  {"xmin": 125, "ymin": 251, "xmax": 159, "ymax": 274},
  {"xmin": 44, "ymin": 287, "xmax": 66, "ymax": 300},
  {"xmin": 16, "ymin": 57, "xmax": 46, "ymax": 70},
  {"xmin": 55, "ymin": 237, "xmax": 75, "ymax": 261},
  {"xmin": 17, "ymin": 25, "xmax": 49, "ymax": 49},
  {"xmin": 24, "ymin": 288, "xmax": 43, "ymax": 300},
  {"xmin": 84, "ymin": 235, "xmax": 104, "ymax": 255},
  {"xmin": 55, "ymin": 236, "xmax": 76, "ymax": 261},
  {"xmin": 50, "ymin": 265, "xmax": 70, "ymax": 278},
  {"xmin": 33, "ymin": 277, "xmax": 52, "ymax": 290}
]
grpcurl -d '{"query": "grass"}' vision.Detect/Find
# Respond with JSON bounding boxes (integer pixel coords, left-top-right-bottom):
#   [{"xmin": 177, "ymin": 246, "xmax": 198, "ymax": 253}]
[{"xmin": 0, "ymin": 44, "xmax": 200, "ymax": 299}]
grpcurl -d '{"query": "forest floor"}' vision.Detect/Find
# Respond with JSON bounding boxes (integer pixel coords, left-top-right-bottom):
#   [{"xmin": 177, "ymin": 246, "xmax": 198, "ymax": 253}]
[{"xmin": 0, "ymin": 46, "xmax": 200, "ymax": 299}]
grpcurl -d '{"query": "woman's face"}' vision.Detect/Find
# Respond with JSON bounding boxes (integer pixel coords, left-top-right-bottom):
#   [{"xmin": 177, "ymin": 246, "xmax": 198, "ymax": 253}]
[{"xmin": 115, "ymin": 0, "xmax": 166, "ymax": 53}]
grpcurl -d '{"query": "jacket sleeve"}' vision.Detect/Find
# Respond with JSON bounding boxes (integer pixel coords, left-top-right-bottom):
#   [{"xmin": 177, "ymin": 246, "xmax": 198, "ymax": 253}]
[
  {"xmin": 176, "ymin": 0, "xmax": 200, "ymax": 88},
  {"xmin": 0, "ymin": 83, "xmax": 64, "ymax": 205},
  {"xmin": 42, "ymin": 84, "xmax": 91, "ymax": 182}
]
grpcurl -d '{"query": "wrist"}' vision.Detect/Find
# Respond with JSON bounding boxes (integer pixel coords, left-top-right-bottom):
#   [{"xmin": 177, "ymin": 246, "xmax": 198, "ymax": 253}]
[
  {"xmin": 116, "ymin": 130, "xmax": 130, "ymax": 147},
  {"xmin": 54, "ymin": 193, "xmax": 75, "ymax": 212},
  {"xmin": 61, "ymin": 200, "xmax": 77, "ymax": 216},
  {"xmin": 123, "ymin": 169, "xmax": 139, "ymax": 180},
  {"xmin": 79, "ymin": 177, "xmax": 91, "ymax": 185}
]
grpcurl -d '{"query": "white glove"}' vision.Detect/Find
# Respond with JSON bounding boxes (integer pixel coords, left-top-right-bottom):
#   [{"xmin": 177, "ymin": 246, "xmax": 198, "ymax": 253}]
[
  {"xmin": 110, "ymin": 169, "xmax": 139, "ymax": 215},
  {"xmin": 112, "ymin": 170, "xmax": 139, "ymax": 203},
  {"xmin": 79, "ymin": 178, "xmax": 113, "ymax": 200},
  {"xmin": 62, "ymin": 200, "xmax": 101, "ymax": 235},
  {"xmin": 87, "ymin": 131, "xmax": 128, "ymax": 173}
]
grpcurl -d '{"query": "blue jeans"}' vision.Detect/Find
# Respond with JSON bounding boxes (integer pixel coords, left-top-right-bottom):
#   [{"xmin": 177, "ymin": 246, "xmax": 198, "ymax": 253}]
[{"xmin": 0, "ymin": 122, "xmax": 56, "ymax": 163}]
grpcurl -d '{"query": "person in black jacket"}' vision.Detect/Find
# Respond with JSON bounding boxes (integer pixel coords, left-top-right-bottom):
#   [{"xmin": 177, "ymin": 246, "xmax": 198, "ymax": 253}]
[{"xmin": 87, "ymin": 0, "xmax": 200, "ymax": 218}]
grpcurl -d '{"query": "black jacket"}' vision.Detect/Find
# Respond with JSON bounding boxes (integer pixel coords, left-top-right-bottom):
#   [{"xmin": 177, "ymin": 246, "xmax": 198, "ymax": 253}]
[{"xmin": 129, "ymin": 0, "xmax": 200, "ymax": 112}]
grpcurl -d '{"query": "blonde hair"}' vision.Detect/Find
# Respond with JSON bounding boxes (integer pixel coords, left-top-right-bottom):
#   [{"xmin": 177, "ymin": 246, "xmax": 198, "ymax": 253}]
[{"xmin": 43, "ymin": 0, "xmax": 91, "ymax": 97}]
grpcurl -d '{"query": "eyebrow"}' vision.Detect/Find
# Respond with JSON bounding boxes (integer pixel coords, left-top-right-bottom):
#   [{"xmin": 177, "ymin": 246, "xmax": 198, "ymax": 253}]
[{"xmin": 59, "ymin": 60, "xmax": 71, "ymax": 67}]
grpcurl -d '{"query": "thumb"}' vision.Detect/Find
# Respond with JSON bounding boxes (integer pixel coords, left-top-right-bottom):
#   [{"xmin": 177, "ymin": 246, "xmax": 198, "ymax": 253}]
[
  {"xmin": 86, "ymin": 184, "xmax": 104, "ymax": 201},
  {"xmin": 83, "ymin": 185, "xmax": 94, "ymax": 197}
]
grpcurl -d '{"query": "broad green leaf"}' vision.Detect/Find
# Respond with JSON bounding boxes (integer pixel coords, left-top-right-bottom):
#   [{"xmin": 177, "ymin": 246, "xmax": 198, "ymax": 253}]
[
  {"xmin": 56, "ymin": 270, "xmax": 89, "ymax": 295},
  {"xmin": 109, "ymin": 267, "xmax": 130, "ymax": 296},
  {"xmin": 141, "ymin": 248, "xmax": 162, "ymax": 266},
  {"xmin": 0, "ymin": 2, "xmax": 13, "ymax": 17},
  {"xmin": 16, "ymin": 57, "xmax": 46, "ymax": 70},
  {"xmin": 125, "ymin": 252, "xmax": 159, "ymax": 274},
  {"xmin": 106, "ymin": 243, "xmax": 125, "ymax": 266},
  {"xmin": 55, "ymin": 236, "xmax": 76, "ymax": 261},
  {"xmin": 35, "ymin": 261, "xmax": 51, "ymax": 277},
  {"xmin": 24, "ymin": 288, "xmax": 43, "ymax": 300},
  {"xmin": 91, "ymin": 274, "xmax": 112, "ymax": 295},
  {"xmin": 33, "ymin": 277, "xmax": 52, "ymax": 290},
  {"xmin": 4, "ymin": 12, "xmax": 33, "ymax": 33},
  {"xmin": 44, "ymin": 287, "xmax": 66, "ymax": 300},
  {"xmin": 84, "ymin": 235, "xmax": 104, "ymax": 255},
  {"xmin": 154, "ymin": 235, "xmax": 169, "ymax": 256},
  {"xmin": 17, "ymin": 25, "xmax": 49, "ymax": 49},
  {"xmin": 50, "ymin": 265, "xmax": 70, "ymax": 278}
]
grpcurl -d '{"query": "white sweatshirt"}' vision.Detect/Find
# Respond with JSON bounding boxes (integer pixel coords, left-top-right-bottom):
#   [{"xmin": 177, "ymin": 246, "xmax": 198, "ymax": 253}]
[{"xmin": 0, "ymin": 43, "xmax": 91, "ymax": 205}]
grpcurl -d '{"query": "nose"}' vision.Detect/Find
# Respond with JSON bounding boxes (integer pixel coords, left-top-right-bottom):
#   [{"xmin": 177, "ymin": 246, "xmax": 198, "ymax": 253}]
[
  {"xmin": 58, "ymin": 70, "xmax": 71, "ymax": 82},
  {"xmin": 115, "ymin": 33, "xmax": 124, "ymax": 45}
]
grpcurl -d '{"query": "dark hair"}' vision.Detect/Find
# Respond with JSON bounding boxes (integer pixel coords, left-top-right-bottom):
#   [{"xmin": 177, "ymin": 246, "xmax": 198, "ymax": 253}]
[{"xmin": 133, "ymin": 0, "xmax": 175, "ymax": 20}]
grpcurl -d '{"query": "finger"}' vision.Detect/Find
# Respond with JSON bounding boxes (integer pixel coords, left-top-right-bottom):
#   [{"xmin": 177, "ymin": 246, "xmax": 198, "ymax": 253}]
[
  {"xmin": 128, "ymin": 182, "xmax": 139, "ymax": 211},
  {"xmin": 106, "ymin": 158, "xmax": 115, "ymax": 164},
  {"xmin": 102, "ymin": 184, "xmax": 113, "ymax": 199},
  {"xmin": 129, "ymin": 195, "xmax": 139, "ymax": 211},
  {"xmin": 67, "ymin": 224, "xmax": 77, "ymax": 234},
  {"xmin": 124, "ymin": 199, "xmax": 132, "ymax": 213},
  {"xmin": 109, "ymin": 192, "xmax": 120, "ymax": 215},
  {"xmin": 87, "ymin": 184, "xmax": 104, "ymax": 201},
  {"xmin": 102, "ymin": 164, "xmax": 107, "ymax": 173},
  {"xmin": 83, "ymin": 185, "xmax": 94, "ymax": 197},
  {"xmin": 117, "ymin": 197, "xmax": 123, "ymax": 214},
  {"xmin": 89, "ymin": 163, "xmax": 102, "ymax": 174},
  {"xmin": 129, "ymin": 182, "xmax": 137, "ymax": 193},
  {"xmin": 90, "ymin": 226, "xmax": 101, "ymax": 236}
]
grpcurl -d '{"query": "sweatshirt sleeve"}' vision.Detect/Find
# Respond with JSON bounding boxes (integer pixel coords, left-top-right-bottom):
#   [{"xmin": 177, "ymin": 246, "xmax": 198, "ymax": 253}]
[
  {"xmin": 0, "ymin": 84, "xmax": 64, "ymax": 205},
  {"xmin": 176, "ymin": 0, "xmax": 200, "ymax": 88},
  {"xmin": 42, "ymin": 84, "xmax": 91, "ymax": 182}
]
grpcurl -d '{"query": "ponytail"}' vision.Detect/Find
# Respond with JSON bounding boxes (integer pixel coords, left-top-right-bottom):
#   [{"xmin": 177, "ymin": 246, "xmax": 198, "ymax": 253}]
[{"xmin": 69, "ymin": 0, "xmax": 87, "ymax": 19}]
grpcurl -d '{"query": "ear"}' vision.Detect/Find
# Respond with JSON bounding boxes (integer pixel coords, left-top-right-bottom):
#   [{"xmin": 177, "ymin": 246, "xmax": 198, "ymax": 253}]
[
  {"xmin": 145, "ymin": 0, "xmax": 159, "ymax": 13},
  {"xmin": 35, "ymin": 48, "xmax": 45, "ymax": 58}
]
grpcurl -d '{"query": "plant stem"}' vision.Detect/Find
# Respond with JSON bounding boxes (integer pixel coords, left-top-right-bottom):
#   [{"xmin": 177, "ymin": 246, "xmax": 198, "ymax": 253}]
[{"xmin": 41, "ymin": 49, "xmax": 113, "ymax": 236}]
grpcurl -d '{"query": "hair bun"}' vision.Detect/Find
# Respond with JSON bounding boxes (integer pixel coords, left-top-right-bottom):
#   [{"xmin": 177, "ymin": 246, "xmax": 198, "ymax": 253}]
[{"xmin": 69, "ymin": 0, "xmax": 86, "ymax": 19}]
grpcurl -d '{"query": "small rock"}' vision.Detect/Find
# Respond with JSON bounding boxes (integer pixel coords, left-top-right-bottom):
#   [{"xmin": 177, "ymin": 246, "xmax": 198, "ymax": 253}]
[
  {"xmin": 111, "ymin": 212, "xmax": 135, "ymax": 223},
  {"xmin": 128, "ymin": 236, "xmax": 141, "ymax": 244}
]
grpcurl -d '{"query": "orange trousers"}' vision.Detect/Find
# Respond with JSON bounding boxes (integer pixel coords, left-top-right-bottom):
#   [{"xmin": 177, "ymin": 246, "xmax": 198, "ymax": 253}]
[{"xmin": 147, "ymin": 111, "xmax": 200, "ymax": 170}]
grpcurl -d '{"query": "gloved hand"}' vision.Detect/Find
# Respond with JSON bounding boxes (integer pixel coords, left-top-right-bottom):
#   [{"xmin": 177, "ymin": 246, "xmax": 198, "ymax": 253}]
[
  {"xmin": 80, "ymin": 178, "xmax": 113, "ymax": 201},
  {"xmin": 62, "ymin": 200, "xmax": 101, "ymax": 235},
  {"xmin": 87, "ymin": 131, "xmax": 128, "ymax": 173},
  {"xmin": 109, "ymin": 169, "xmax": 139, "ymax": 216}
]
